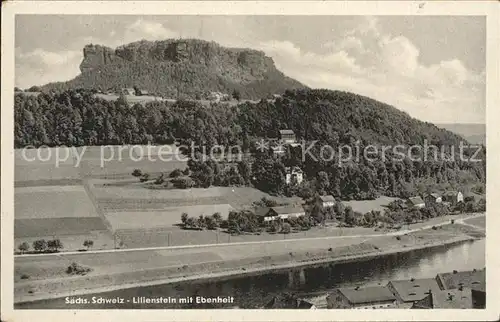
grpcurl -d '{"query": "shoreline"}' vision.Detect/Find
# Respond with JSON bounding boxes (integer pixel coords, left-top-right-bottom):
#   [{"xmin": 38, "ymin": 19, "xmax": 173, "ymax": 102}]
[{"xmin": 14, "ymin": 234, "xmax": 478, "ymax": 305}]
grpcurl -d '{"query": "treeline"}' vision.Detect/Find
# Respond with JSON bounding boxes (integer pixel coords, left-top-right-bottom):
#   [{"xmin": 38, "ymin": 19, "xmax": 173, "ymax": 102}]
[{"xmin": 15, "ymin": 88, "xmax": 486, "ymax": 200}]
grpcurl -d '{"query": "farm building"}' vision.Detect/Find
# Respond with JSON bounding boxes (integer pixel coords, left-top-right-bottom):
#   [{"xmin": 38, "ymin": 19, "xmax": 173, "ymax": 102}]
[
  {"xmin": 279, "ymin": 129, "xmax": 296, "ymax": 144},
  {"xmin": 406, "ymin": 196, "xmax": 425, "ymax": 209},
  {"xmin": 136, "ymin": 88, "xmax": 149, "ymax": 96},
  {"xmin": 121, "ymin": 88, "xmax": 136, "ymax": 96},
  {"xmin": 285, "ymin": 167, "xmax": 303, "ymax": 185},
  {"xmin": 424, "ymin": 193, "xmax": 442, "ymax": 206},
  {"xmin": 326, "ymin": 286, "xmax": 397, "ymax": 309},
  {"xmin": 411, "ymin": 287, "xmax": 473, "ymax": 309},
  {"xmin": 441, "ymin": 191, "xmax": 464, "ymax": 206},
  {"xmin": 387, "ymin": 278, "xmax": 442, "ymax": 304},
  {"xmin": 256, "ymin": 205, "xmax": 306, "ymax": 223},
  {"xmin": 317, "ymin": 195, "xmax": 336, "ymax": 209}
]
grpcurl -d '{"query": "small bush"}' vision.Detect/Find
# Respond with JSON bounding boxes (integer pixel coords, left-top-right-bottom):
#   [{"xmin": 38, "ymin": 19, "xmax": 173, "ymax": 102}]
[
  {"xmin": 396, "ymin": 236, "xmax": 401, "ymax": 240},
  {"xmin": 20, "ymin": 274, "xmax": 30, "ymax": 280},
  {"xmin": 432, "ymin": 226, "xmax": 438, "ymax": 230},
  {"xmin": 328, "ymin": 247, "xmax": 333, "ymax": 252}
]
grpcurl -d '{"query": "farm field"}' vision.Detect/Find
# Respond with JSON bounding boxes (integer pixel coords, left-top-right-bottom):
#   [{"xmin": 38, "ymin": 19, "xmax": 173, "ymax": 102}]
[
  {"xmin": 342, "ymin": 196, "xmax": 398, "ymax": 214},
  {"xmin": 15, "ymin": 217, "xmax": 109, "ymax": 238},
  {"xmin": 105, "ymin": 204, "xmax": 234, "ymax": 230},
  {"xmin": 79, "ymin": 158, "xmax": 187, "ymax": 179},
  {"xmin": 464, "ymin": 215, "xmax": 486, "ymax": 228},
  {"xmin": 15, "ymin": 164, "xmax": 81, "ymax": 183},
  {"xmin": 15, "ymin": 186, "xmax": 99, "ymax": 219}
]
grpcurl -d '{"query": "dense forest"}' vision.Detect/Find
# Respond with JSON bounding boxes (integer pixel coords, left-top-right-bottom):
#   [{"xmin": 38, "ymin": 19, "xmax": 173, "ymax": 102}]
[{"xmin": 14, "ymin": 88, "xmax": 486, "ymax": 200}]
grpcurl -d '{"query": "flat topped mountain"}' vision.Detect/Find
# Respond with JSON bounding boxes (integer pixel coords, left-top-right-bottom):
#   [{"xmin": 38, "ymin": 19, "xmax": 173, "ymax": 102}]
[{"xmin": 41, "ymin": 39, "xmax": 306, "ymax": 99}]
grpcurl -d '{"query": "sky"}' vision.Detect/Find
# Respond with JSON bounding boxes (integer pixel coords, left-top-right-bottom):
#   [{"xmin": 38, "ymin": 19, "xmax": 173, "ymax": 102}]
[{"xmin": 15, "ymin": 15, "xmax": 486, "ymax": 124}]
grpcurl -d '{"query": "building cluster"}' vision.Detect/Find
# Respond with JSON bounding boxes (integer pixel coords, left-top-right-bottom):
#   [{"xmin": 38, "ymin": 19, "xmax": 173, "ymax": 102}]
[
  {"xmin": 406, "ymin": 191, "xmax": 464, "ymax": 209},
  {"xmin": 121, "ymin": 87, "xmax": 150, "ymax": 96},
  {"xmin": 255, "ymin": 195, "xmax": 336, "ymax": 224},
  {"xmin": 326, "ymin": 268, "xmax": 485, "ymax": 309},
  {"xmin": 207, "ymin": 91, "xmax": 230, "ymax": 102}
]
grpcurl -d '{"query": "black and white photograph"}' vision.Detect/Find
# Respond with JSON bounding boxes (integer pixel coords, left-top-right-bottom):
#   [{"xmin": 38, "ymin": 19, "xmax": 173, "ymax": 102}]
[{"xmin": 1, "ymin": 1, "xmax": 498, "ymax": 321}]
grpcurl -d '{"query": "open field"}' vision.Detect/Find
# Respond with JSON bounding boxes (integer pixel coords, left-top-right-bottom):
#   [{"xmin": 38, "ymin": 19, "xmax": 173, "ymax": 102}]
[
  {"xmin": 15, "ymin": 217, "xmax": 109, "ymax": 238},
  {"xmin": 342, "ymin": 196, "xmax": 399, "ymax": 213},
  {"xmin": 79, "ymin": 159, "xmax": 187, "ymax": 179},
  {"xmin": 15, "ymin": 164, "xmax": 81, "ymax": 183},
  {"xmin": 105, "ymin": 204, "xmax": 234, "ymax": 230},
  {"xmin": 15, "ymin": 186, "xmax": 99, "ymax": 219},
  {"xmin": 464, "ymin": 216, "xmax": 486, "ymax": 228},
  {"xmin": 93, "ymin": 185, "xmax": 302, "ymax": 209}
]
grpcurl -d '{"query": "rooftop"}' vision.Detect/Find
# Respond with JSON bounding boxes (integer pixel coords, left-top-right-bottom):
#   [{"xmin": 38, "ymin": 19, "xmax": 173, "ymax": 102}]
[
  {"xmin": 415, "ymin": 288, "xmax": 473, "ymax": 309},
  {"xmin": 443, "ymin": 191, "xmax": 461, "ymax": 197},
  {"xmin": 319, "ymin": 195, "xmax": 336, "ymax": 202},
  {"xmin": 388, "ymin": 278, "xmax": 442, "ymax": 302},
  {"xmin": 437, "ymin": 268, "xmax": 486, "ymax": 292},
  {"xmin": 427, "ymin": 193, "xmax": 441, "ymax": 199},
  {"xmin": 270, "ymin": 205, "xmax": 305, "ymax": 215},
  {"xmin": 408, "ymin": 196, "xmax": 425, "ymax": 205},
  {"xmin": 264, "ymin": 295, "xmax": 315, "ymax": 309},
  {"xmin": 279, "ymin": 129, "xmax": 295, "ymax": 135},
  {"xmin": 336, "ymin": 286, "xmax": 396, "ymax": 305}
]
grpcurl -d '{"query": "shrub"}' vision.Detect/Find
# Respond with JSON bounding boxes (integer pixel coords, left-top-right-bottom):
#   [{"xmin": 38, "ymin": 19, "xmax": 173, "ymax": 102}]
[
  {"xmin": 281, "ymin": 223, "xmax": 291, "ymax": 234},
  {"xmin": 83, "ymin": 240, "xmax": 94, "ymax": 250},
  {"xmin": 432, "ymin": 225, "xmax": 438, "ymax": 230},
  {"xmin": 140, "ymin": 173, "xmax": 150, "ymax": 182},
  {"xmin": 20, "ymin": 274, "xmax": 30, "ymax": 280},
  {"xmin": 172, "ymin": 177, "xmax": 194, "ymax": 189},
  {"xmin": 18, "ymin": 242, "xmax": 30, "ymax": 254},
  {"xmin": 66, "ymin": 262, "xmax": 92, "ymax": 275},
  {"xmin": 132, "ymin": 169, "xmax": 142, "ymax": 177},
  {"xmin": 396, "ymin": 236, "xmax": 401, "ymax": 241},
  {"xmin": 181, "ymin": 212, "xmax": 188, "ymax": 225},
  {"xmin": 169, "ymin": 169, "xmax": 183, "ymax": 178},
  {"xmin": 32, "ymin": 239, "xmax": 47, "ymax": 252}
]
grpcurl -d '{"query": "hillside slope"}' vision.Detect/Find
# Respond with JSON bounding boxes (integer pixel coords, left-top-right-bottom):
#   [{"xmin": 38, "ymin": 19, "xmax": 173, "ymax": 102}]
[{"xmin": 40, "ymin": 39, "xmax": 306, "ymax": 100}]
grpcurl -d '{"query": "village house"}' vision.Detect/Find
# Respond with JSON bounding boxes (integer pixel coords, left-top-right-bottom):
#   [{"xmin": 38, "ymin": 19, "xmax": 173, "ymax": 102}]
[
  {"xmin": 121, "ymin": 88, "xmax": 136, "ymax": 96},
  {"xmin": 387, "ymin": 278, "xmax": 442, "ymax": 304},
  {"xmin": 406, "ymin": 196, "xmax": 425, "ymax": 209},
  {"xmin": 424, "ymin": 193, "xmax": 442, "ymax": 206},
  {"xmin": 411, "ymin": 287, "xmax": 473, "ymax": 309},
  {"xmin": 135, "ymin": 88, "xmax": 149, "ymax": 96},
  {"xmin": 279, "ymin": 129, "xmax": 296, "ymax": 144},
  {"xmin": 326, "ymin": 286, "xmax": 397, "ymax": 309},
  {"xmin": 435, "ymin": 268, "xmax": 485, "ymax": 308},
  {"xmin": 256, "ymin": 205, "xmax": 306, "ymax": 223},
  {"xmin": 285, "ymin": 167, "xmax": 304, "ymax": 185},
  {"xmin": 441, "ymin": 191, "xmax": 464, "ymax": 206},
  {"xmin": 316, "ymin": 195, "xmax": 336, "ymax": 209},
  {"xmin": 263, "ymin": 294, "xmax": 316, "ymax": 309}
]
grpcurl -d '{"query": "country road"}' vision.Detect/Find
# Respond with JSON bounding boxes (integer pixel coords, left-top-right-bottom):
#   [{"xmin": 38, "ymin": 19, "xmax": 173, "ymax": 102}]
[{"xmin": 14, "ymin": 213, "xmax": 485, "ymax": 259}]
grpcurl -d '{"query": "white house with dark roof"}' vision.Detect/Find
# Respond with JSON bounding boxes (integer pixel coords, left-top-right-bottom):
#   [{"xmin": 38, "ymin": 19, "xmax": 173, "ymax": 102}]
[
  {"xmin": 285, "ymin": 166, "xmax": 303, "ymax": 185},
  {"xmin": 424, "ymin": 193, "xmax": 442, "ymax": 206},
  {"xmin": 317, "ymin": 195, "xmax": 336, "ymax": 209},
  {"xmin": 279, "ymin": 129, "xmax": 296, "ymax": 144},
  {"xmin": 441, "ymin": 191, "xmax": 464, "ymax": 206}
]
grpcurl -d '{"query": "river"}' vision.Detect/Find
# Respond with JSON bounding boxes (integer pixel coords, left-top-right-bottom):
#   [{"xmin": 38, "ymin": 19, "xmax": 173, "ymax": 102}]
[{"xmin": 15, "ymin": 238, "xmax": 485, "ymax": 309}]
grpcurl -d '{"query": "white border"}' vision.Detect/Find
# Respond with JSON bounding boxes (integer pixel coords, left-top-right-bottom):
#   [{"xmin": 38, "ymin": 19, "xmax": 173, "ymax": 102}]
[{"xmin": 2, "ymin": 1, "xmax": 499, "ymax": 321}]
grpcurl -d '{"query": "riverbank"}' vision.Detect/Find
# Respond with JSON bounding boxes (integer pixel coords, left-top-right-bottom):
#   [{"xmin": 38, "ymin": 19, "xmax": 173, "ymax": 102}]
[{"xmin": 14, "ymin": 223, "xmax": 483, "ymax": 305}]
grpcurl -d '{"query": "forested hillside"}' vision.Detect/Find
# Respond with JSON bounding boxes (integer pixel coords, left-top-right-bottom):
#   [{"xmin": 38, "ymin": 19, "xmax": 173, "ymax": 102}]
[
  {"xmin": 14, "ymin": 88, "xmax": 486, "ymax": 200},
  {"xmin": 38, "ymin": 39, "xmax": 306, "ymax": 99}
]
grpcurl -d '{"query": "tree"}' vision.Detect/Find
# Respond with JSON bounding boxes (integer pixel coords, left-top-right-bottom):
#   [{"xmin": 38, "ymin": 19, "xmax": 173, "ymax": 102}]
[
  {"xmin": 205, "ymin": 216, "xmax": 217, "ymax": 230},
  {"xmin": 33, "ymin": 239, "xmax": 47, "ymax": 252},
  {"xmin": 197, "ymin": 215, "xmax": 206, "ymax": 229},
  {"xmin": 344, "ymin": 206, "xmax": 356, "ymax": 226},
  {"xmin": 47, "ymin": 239, "xmax": 63, "ymax": 252},
  {"xmin": 281, "ymin": 223, "xmax": 292, "ymax": 234},
  {"xmin": 268, "ymin": 221, "xmax": 280, "ymax": 233},
  {"xmin": 18, "ymin": 242, "xmax": 30, "ymax": 254},
  {"xmin": 181, "ymin": 212, "xmax": 189, "ymax": 226},
  {"xmin": 83, "ymin": 240, "xmax": 94, "ymax": 250},
  {"xmin": 185, "ymin": 217, "xmax": 196, "ymax": 229},
  {"xmin": 132, "ymin": 169, "xmax": 142, "ymax": 177},
  {"xmin": 170, "ymin": 169, "xmax": 183, "ymax": 178},
  {"xmin": 155, "ymin": 174, "xmax": 165, "ymax": 184},
  {"xmin": 212, "ymin": 212, "xmax": 222, "ymax": 224},
  {"xmin": 232, "ymin": 89, "xmax": 241, "ymax": 101},
  {"xmin": 140, "ymin": 173, "xmax": 150, "ymax": 182}
]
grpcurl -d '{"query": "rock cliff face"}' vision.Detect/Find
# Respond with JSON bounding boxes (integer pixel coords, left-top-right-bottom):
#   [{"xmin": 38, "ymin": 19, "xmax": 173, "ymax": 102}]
[{"xmin": 43, "ymin": 39, "xmax": 305, "ymax": 99}]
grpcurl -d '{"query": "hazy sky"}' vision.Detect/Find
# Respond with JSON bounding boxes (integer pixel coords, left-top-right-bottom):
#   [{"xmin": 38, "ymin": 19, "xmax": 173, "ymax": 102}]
[{"xmin": 15, "ymin": 15, "xmax": 486, "ymax": 124}]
